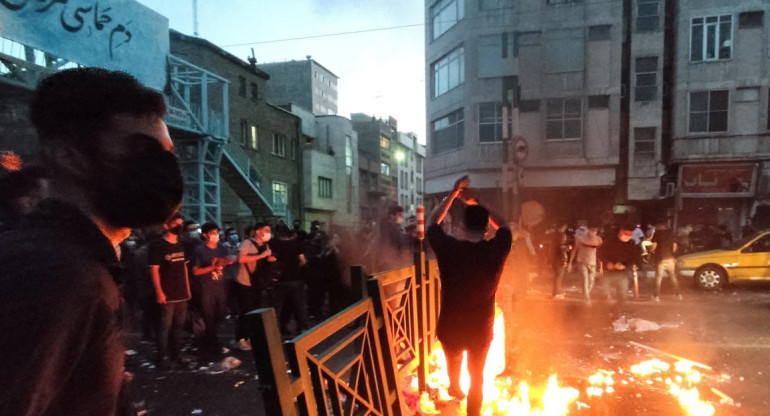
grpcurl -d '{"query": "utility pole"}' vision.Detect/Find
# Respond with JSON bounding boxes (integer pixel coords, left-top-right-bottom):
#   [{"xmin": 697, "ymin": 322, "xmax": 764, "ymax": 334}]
[{"xmin": 192, "ymin": 0, "xmax": 199, "ymax": 37}]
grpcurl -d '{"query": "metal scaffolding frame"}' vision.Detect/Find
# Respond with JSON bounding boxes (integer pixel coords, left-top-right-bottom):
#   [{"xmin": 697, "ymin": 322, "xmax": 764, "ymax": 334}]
[{"xmin": 165, "ymin": 55, "xmax": 229, "ymax": 225}]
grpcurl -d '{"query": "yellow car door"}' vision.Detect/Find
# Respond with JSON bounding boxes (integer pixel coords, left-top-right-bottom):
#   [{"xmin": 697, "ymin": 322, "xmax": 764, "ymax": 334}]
[{"xmin": 732, "ymin": 234, "xmax": 770, "ymax": 281}]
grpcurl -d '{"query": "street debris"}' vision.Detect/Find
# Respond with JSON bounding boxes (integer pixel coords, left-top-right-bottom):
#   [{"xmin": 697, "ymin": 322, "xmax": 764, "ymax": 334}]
[
  {"xmin": 612, "ymin": 316, "xmax": 678, "ymax": 333},
  {"xmin": 125, "ymin": 350, "xmax": 138, "ymax": 356}
]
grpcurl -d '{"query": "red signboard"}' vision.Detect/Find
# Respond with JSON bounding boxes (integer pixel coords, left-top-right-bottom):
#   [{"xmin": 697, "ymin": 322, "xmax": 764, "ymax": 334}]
[{"xmin": 680, "ymin": 163, "xmax": 756, "ymax": 195}]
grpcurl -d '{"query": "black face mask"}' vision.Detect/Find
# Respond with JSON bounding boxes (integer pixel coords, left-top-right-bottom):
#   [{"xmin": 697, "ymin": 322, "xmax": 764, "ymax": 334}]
[
  {"xmin": 87, "ymin": 134, "xmax": 184, "ymax": 229},
  {"xmin": 168, "ymin": 224, "xmax": 184, "ymax": 235}
]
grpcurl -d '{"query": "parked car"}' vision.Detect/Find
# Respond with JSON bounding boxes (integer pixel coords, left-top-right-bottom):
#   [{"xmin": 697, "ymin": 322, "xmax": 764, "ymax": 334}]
[{"xmin": 677, "ymin": 231, "xmax": 770, "ymax": 290}]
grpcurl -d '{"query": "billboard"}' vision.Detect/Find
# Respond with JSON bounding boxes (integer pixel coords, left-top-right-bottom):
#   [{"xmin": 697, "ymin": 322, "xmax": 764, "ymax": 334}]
[{"xmin": 0, "ymin": 0, "xmax": 169, "ymax": 91}]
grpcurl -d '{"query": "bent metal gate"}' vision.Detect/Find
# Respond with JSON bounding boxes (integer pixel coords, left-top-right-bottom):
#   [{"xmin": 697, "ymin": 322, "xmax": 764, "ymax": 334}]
[{"xmin": 246, "ymin": 252, "xmax": 441, "ymax": 416}]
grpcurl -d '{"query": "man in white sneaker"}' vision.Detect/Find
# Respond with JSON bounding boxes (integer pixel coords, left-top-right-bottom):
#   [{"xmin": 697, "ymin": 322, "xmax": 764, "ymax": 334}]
[{"xmin": 568, "ymin": 222, "xmax": 603, "ymax": 306}]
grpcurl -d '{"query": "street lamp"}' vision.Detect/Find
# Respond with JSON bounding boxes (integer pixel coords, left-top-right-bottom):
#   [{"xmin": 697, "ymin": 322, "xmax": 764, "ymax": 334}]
[{"xmin": 394, "ymin": 150, "xmax": 406, "ymax": 162}]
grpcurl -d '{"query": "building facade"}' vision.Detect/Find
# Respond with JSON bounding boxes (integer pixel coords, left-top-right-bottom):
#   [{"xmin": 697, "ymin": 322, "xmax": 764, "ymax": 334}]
[
  {"xmin": 395, "ymin": 132, "xmax": 426, "ymax": 216},
  {"xmin": 352, "ymin": 113, "xmax": 400, "ymax": 222},
  {"xmin": 285, "ymin": 104, "xmax": 361, "ymax": 231},
  {"xmin": 424, "ymin": 0, "xmax": 770, "ymax": 236},
  {"xmin": 258, "ymin": 58, "xmax": 339, "ymax": 116},
  {"xmin": 424, "ymin": 0, "xmax": 625, "ymax": 224},
  {"xmin": 170, "ymin": 30, "xmax": 302, "ymax": 232}
]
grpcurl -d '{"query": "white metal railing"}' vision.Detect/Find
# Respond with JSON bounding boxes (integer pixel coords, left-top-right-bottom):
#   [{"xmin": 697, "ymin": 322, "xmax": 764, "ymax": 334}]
[{"xmin": 222, "ymin": 138, "xmax": 274, "ymax": 213}]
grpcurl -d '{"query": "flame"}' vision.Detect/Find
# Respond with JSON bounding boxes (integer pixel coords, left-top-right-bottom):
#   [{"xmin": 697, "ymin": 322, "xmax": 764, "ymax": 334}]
[{"xmin": 411, "ymin": 305, "xmax": 723, "ymax": 416}]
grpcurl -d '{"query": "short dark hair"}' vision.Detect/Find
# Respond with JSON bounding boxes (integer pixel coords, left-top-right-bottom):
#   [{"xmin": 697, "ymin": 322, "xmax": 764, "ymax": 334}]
[
  {"xmin": 201, "ymin": 222, "xmax": 220, "ymax": 234},
  {"xmin": 388, "ymin": 205, "xmax": 404, "ymax": 217},
  {"xmin": 183, "ymin": 220, "xmax": 198, "ymax": 231},
  {"xmin": 224, "ymin": 227, "xmax": 235, "ymax": 237},
  {"xmin": 464, "ymin": 205, "xmax": 489, "ymax": 233},
  {"xmin": 164, "ymin": 213, "xmax": 184, "ymax": 225},
  {"xmin": 244, "ymin": 225, "xmax": 255, "ymax": 236},
  {"xmin": 30, "ymin": 68, "xmax": 166, "ymax": 145},
  {"xmin": 254, "ymin": 222, "xmax": 270, "ymax": 231}
]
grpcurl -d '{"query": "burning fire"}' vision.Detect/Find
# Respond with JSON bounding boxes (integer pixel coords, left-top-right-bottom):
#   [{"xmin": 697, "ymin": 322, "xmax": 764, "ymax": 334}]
[{"xmin": 407, "ymin": 305, "xmax": 728, "ymax": 416}]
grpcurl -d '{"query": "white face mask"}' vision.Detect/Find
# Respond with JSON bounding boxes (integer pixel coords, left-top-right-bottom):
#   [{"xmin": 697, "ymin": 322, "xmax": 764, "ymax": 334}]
[
  {"xmin": 395, "ymin": 216, "xmax": 404, "ymax": 225},
  {"xmin": 262, "ymin": 232, "xmax": 272, "ymax": 242},
  {"xmin": 209, "ymin": 233, "xmax": 220, "ymax": 243}
]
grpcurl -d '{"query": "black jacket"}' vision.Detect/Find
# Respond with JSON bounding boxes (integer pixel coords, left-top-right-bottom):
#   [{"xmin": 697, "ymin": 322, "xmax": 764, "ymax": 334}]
[{"xmin": 0, "ymin": 199, "xmax": 131, "ymax": 416}]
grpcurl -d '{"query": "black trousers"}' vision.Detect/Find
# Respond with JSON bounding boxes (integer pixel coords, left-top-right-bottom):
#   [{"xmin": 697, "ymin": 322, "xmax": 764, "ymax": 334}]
[
  {"xmin": 442, "ymin": 338, "xmax": 492, "ymax": 416},
  {"xmin": 157, "ymin": 300, "xmax": 188, "ymax": 360},
  {"xmin": 271, "ymin": 280, "xmax": 309, "ymax": 335},
  {"xmin": 199, "ymin": 281, "xmax": 227, "ymax": 350},
  {"xmin": 233, "ymin": 281, "xmax": 260, "ymax": 341}
]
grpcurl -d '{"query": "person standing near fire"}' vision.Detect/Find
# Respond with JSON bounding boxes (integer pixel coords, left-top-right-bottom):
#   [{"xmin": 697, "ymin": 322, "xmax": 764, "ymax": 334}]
[
  {"xmin": 427, "ymin": 175, "xmax": 512, "ymax": 416},
  {"xmin": 568, "ymin": 222, "xmax": 603, "ymax": 306},
  {"xmin": 598, "ymin": 224, "xmax": 642, "ymax": 305}
]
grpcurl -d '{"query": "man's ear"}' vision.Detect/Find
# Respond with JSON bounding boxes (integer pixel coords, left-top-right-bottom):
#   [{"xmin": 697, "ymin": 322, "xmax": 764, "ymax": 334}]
[{"xmin": 44, "ymin": 142, "xmax": 95, "ymax": 182}]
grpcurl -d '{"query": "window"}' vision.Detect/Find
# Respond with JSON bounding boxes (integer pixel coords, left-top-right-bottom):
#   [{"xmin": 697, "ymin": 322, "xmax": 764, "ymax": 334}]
[
  {"xmin": 431, "ymin": 108, "xmax": 464, "ymax": 154},
  {"xmin": 544, "ymin": 29, "xmax": 584, "ymax": 73},
  {"xmin": 547, "ymin": 0, "xmax": 582, "ymax": 3},
  {"xmin": 272, "ymin": 133, "xmax": 287, "ymax": 156},
  {"xmin": 318, "ymin": 177, "xmax": 332, "ymax": 198},
  {"xmin": 520, "ymin": 99, "xmax": 540, "ymax": 112},
  {"xmin": 381, "ymin": 163, "xmax": 390, "ymax": 176},
  {"xmin": 432, "ymin": 46, "xmax": 465, "ymax": 97},
  {"xmin": 250, "ymin": 125, "xmax": 258, "ymax": 150},
  {"xmin": 588, "ymin": 95, "xmax": 610, "ymax": 108},
  {"xmin": 478, "ymin": 33, "xmax": 516, "ymax": 78},
  {"xmin": 739, "ymin": 11, "xmax": 764, "ymax": 28},
  {"xmin": 634, "ymin": 127, "xmax": 656, "ymax": 155},
  {"xmin": 250, "ymin": 82, "xmax": 258, "ymax": 100},
  {"xmin": 239, "ymin": 120, "xmax": 248, "ymax": 146},
  {"xmin": 589, "ymin": 25, "xmax": 611, "ymax": 41},
  {"xmin": 480, "ymin": 0, "xmax": 513, "ymax": 11},
  {"xmin": 546, "ymin": 98, "xmax": 582, "ymax": 140},
  {"xmin": 238, "ymin": 76, "xmax": 246, "ymax": 97},
  {"xmin": 345, "ymin": 135, "xmax": 353, "ymax": 175},
  {"xmin": 635, "ymin": 57, "xmax": 658, "ymax": 101},
  {"xmin": 431, "ymin": 0, "xmax": 464, "ymax": 40},
  {"xmin": 380, "ymin": 137, "xmax": 390, "ymax": 149},
  {"xmin": 272, "ymin": 182, "xmax": 288, "ymax": 212},
  {"xmin": 691, "ymin": 15, "xmax": 732, "ymax": 62},
  {"xmin": 736, "ymin": 87, "xmax": 759, "ymax": 102},
  {"xmin": 417, "ymin": 157, "xmax": 423, "ymax": 173},
  {"xmin": 636, "ymin": 0, "xmax": 660, "ymax": 32},
  {"xmin": 689, "ymin": 90, "xmax": 728, "ymax": 133},
  {"xmin": 479, "ymin": 102, "xmax": 509, "ymax": 143}
]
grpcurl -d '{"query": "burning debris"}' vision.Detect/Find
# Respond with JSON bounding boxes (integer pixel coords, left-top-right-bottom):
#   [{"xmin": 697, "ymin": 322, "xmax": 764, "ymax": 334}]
[{"xmin": 404, "ymin": 305, "xmax": 741, "ymax": 416}]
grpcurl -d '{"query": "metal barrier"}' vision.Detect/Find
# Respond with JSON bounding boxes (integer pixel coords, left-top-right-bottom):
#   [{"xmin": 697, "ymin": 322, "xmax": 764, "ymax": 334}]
[{"xmin": 247, "ymin": 252, "xmax": 441, "ymax": 416}]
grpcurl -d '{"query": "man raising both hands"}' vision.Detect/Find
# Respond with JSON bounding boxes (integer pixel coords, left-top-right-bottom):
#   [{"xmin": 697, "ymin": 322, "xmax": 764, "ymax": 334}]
[{"xmin": 427, "ymin": 176, "xmax": 512, "ymax": 416}]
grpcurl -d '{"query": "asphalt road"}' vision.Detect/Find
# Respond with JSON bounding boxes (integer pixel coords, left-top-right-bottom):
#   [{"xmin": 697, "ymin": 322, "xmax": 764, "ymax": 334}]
[{"xmin": 125, "ymin": 272, "xmax": 770, "ymax": 416}]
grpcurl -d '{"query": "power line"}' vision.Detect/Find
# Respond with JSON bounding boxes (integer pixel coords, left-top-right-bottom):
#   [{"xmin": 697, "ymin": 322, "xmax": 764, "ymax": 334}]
[
  {"xmin": 220, "ymin": 0, "xmax": 625, "ymax": 48},
  {"xmin": 221, "ymin": 23, "xmax": 424, "ymax": 47}
]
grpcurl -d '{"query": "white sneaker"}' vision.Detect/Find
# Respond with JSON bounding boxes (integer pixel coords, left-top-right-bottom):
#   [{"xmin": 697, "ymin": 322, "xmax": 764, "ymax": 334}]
[{"xmin": 234, "ymin": 339, "xmax": 252, "ymax": 351}]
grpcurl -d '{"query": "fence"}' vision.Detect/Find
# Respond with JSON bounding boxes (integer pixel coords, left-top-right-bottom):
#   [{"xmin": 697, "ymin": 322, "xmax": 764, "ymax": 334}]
[{"xmin": 247, "ymin": 252, "xmax": 441, "ymax": 416}]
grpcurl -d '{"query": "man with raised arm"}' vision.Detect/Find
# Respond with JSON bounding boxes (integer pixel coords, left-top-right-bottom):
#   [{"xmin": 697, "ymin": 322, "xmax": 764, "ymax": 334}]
[{"xmin": 427, "ymin": 176, "xmax": 512, "ymax": 416}]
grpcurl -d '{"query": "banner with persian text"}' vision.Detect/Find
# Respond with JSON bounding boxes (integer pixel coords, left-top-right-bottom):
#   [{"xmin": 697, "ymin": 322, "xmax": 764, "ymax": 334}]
[{"xmin": 0, "ymin": 0, "xmax": 169, "ymax": 91}]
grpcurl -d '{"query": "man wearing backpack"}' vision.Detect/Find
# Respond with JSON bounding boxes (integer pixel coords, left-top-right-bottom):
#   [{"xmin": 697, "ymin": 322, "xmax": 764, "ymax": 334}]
[{"xmin": 231, "ymin": 223, "xmax": 275, "ymax": 350}]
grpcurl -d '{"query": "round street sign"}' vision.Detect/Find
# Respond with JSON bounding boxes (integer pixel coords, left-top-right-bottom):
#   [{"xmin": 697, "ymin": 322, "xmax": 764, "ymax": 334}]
[{"xmin": 513, "ymin": 136, "xmax": 528, "ymax": 162}]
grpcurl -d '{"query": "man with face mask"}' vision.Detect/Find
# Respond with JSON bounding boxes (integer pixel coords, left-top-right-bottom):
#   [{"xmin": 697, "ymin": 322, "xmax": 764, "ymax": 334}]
[
  {"xmin": 568, "ymin": 222, "xmax": 603, "ymax": 306},
  {"xmin": 0, "ymin": 68, "xmax": 183, "ymax": 416},
  {"xmin": 427, "ymin": 176, "xmax": 512, "ymax": 416},
  {"xmin": 192, "ymin": 222, "xmax": 234, "ymax": 356},
  {"xmin": 598, "ymin": 224, "xmax": 642, "ymax": 306},
  {"xmin": 148, "ymin": 214, "xmax": 191, "ymax": 370}
]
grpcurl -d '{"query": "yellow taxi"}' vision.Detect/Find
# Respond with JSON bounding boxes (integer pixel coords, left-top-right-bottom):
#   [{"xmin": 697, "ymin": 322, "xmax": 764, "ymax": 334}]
[{"xmin": 677, "ymin": 231, "xmax": 770, "ymax": 289}]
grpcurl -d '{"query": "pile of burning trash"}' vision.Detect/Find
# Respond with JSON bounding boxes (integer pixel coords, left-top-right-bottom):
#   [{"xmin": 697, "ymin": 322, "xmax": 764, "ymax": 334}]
[{"xmin": 403, "ymin": 307, "xmax": 740, "ymax": 416}]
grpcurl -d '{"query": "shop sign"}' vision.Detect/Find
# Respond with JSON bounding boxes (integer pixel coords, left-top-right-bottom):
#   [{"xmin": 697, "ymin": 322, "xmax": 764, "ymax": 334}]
[
  {"xmin": 679, "ymin": 163, "xmax": 756, "ymax": 197},
  {"xmin": 0, "ymin": 0, "xmax": 169, "ymax": 91}
]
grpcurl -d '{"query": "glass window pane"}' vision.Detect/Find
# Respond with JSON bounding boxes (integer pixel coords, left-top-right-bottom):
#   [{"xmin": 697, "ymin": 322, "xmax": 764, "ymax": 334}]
[
  {"xmin": 479, "ymin": 124, "xmax": 496, "ymax": 142},
  {"xmin": 547, "ymin": 120, "xmax": 563, "ymax": 139},
  {"xmin": 546, "ymin": 99, "xmax": 563, "ymax": 117},
  {"xmin": 689, "ymin": 113, "xmax": 708, "ymax": 132},
  {"xmin": 635, "ymin": 57, "xmax": 658, "ymax": 72},
  {"xmin": 706, "ymin": 25, "xmax": 717, "ymax": 59},
  {"xmin": 565, "ymin": 98, "xmax": 582, "ymax": 116},
  {"xmin": 635, "ymin": 141, "xmax": 655, "ymax": 153},
  {"xmin": 635, "ymin": 127, "xmax": 656, "ymax": 141},
  {"xmin": 564, "ymin": 120, "xmax": 581, "ymax": 138},
  {"xmin": 719, "ymin": 21, "xmax": 732, "ymax": 59},
  {"xmin": 690, "ymin": 92, "xmax": 709, "ymax": 112},
  {"xmin": 709, "ymin": 111, "xmax": 728, "ymax": 132},
  {"xmin": 638, "ymin": 3, "xmax": 658, "ymax": 17},
  {"xmin": 636, "ymin": 73, "xmax": 657, "ymax": 86},
  {"xmin": 710, "ymin": 90, "xmax": 729, "ymax": 111},
  {"xmin": 691, "ymin": 24, "xmax": 703, "ymax": 61}
]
